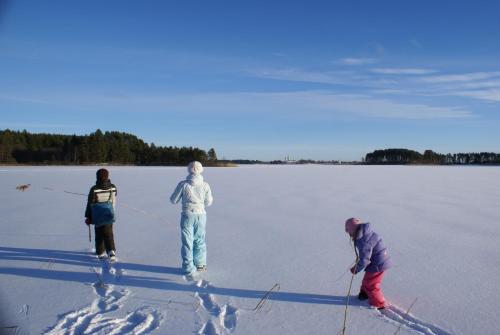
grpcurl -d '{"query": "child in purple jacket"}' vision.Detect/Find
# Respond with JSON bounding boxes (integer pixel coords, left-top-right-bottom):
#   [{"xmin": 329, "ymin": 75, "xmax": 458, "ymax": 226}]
[{"xmin": 345, "ymin": 218, "xmax": 392, "ymax": 309}]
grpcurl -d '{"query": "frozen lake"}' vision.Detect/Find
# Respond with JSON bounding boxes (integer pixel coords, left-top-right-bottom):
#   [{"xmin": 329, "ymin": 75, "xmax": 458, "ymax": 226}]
[{"xmin": 1, "ymin": 165, "xmax": 499, "ymax": 335}]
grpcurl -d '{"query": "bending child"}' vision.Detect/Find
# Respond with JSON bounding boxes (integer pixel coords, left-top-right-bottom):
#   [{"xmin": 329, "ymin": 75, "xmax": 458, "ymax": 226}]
[{"xmin": 345, "ymin": 218, "xmax": 392, "ymax": 310}]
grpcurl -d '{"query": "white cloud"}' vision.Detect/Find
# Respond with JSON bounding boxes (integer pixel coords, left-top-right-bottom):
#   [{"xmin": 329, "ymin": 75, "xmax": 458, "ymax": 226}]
[
  {"xmin": 247, "ymin": 68, "xmax": 354, "ymax": 85},
  {"xmin": 2, "ymin": 89, "xmax": 473, "ymax": 120},
  {"xmin": 0, "ymin": 94, "xmax": 51, "ymax": 104},
  {"xmin": 248, "ymin": 67, "xmax": 500, "ymax": 107},
  {"xmin": 458, "ymin": 80, "xmax": 500, "ymax": 89},
  {"xmin": 372, "ymin": 89, "xmax": 414, "ymax": 95},
  {"xmin": 366, "ymin": 69, "xmax": 500, "ymax": 104},
  {"xmin": 419, "ymin": 71, "xmax": 500, "ymax": 83},
  {"xmin": 402, "ymin": 71, "xmax": 500, "ymax": 103},
  {"xmin": 46, "ymin": 90, "xmax": 472, "ymax": 120},
  {"xmin": 371, "ymin": 68, "xmax": 437, "ymax": 75},
  {"xmin": 453, "ymin": 89, "xmax": 500, "ymax": 102},
  {"xmin": 246, "ymin": 67, "xmax": 400, "ymax": 88},
  {"xmin": 0, "ymin": 91, "xmax": 474, "ymax": 128},
  {"xmin": 286, "ymin": 92, "xmax": 472, "ymax": 119},
  {"xmin": 338, "ymin": 58, "xmax": 377, "ymax": 65}
]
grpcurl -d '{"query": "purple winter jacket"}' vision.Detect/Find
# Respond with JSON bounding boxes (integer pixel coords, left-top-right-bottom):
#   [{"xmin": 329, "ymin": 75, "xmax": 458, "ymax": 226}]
[{"xmin": 353, "ymin": 223, "xmax": 392, "ymax": 274}]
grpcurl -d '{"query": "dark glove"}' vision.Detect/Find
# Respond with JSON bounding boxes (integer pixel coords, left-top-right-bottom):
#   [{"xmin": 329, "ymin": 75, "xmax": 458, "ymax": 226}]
[
  {"xmin": 85, "ymin": 218, "xmax": 91, "ymax": 225},
  {"xmin": 350, "ymin": 266, "xmax": 356, "ymax": 274}
]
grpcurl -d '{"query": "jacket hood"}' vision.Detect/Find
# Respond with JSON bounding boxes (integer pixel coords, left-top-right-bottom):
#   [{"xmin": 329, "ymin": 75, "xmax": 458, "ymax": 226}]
[
  {"xmin": 355, "ymin": 223, "xmax": 372, "ymax": 240},
  {"xmin": 345, "ymin": 217, "xmax": 362, "ymax": 236},
  {"xmin": 187, "ymin": 161, "xmax": 204, "ymax": 175},
  {"xmin": 186, "ymin": 173, "xmax": 204, "ymax": 185}
]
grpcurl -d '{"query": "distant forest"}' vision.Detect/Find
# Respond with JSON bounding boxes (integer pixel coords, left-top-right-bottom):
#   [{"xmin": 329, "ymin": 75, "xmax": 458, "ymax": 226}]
[
  {"xmin": 1, "ymin": 129, "xmax": 498, "ymax": 166},
  {"xmin": 365, "ymin": 148, "xmax": 500, "ymax": 165},
  {"xmin": 0, "ymin": 129, "xmax": 217, "ymax": 165}
]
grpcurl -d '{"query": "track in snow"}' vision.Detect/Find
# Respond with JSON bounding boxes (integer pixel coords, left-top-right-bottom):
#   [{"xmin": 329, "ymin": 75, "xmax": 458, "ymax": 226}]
[
  {"xmin": 194, "ymin": 280, "xmax": 239, "ymax": 335},
  {"xmin": 379, "ymin": 305, "xmax": 452, "ymax": 335},
  {"xmin": 45, "ymin": 260, "xmax": 162, "ymax": 335}
]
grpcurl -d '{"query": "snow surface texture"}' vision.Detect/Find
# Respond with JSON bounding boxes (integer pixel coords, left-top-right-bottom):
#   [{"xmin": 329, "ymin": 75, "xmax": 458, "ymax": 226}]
[{"xmin": 0, "ymin": 165, "xmax": 499, "ymax": 335}]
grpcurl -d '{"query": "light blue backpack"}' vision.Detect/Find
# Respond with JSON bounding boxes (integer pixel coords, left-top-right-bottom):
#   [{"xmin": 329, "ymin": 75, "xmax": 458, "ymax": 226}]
[{"xmin": 91, "ymin": 190, "xmax": 115, "ymax": 226}]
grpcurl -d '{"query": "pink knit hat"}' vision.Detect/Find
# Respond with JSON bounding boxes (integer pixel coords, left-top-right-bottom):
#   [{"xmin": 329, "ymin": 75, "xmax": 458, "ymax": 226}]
[{"xmin": 345, "ymin": 217, "xmax": 361, "ymax": 235}]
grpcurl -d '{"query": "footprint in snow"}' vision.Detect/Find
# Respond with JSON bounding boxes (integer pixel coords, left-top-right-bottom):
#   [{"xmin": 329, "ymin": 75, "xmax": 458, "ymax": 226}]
[
  {"xmin": 379, "ymin": 305, "xmax": 452, "ymax": 335},
  {"xmin": 194, "ymin": 280, "xmax": 239, "ymax": 334},
  {"xmin": 45, "ymin": 265, "xmax": 161, "ymax": 334}
]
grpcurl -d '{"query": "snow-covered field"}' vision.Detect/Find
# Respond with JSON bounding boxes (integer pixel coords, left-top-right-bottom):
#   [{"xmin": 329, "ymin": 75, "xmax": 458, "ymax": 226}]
[{"xmin": 1, "ymin": 165, "xmax": 499, "ymax": 335}]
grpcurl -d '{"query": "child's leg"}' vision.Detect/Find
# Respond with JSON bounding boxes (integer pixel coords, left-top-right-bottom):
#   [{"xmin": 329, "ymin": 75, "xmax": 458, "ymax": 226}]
[
  {"xmin": 102, "ymin": 224, "xmax": 116, "ymax": 254},
  {"xmin": 94, "ymin": 226, "xmax": 105, "ymax": 256},
  {"xmin": 193, "ymin": 214, "xmax": 207, "ymax": 267},
  {"xmin": 180, "ymin": 214, "xmax": 196, "ymax": 274},
  {"xmin": 361, "ymin": 271, "xmax": 386, "ymax": 308}
]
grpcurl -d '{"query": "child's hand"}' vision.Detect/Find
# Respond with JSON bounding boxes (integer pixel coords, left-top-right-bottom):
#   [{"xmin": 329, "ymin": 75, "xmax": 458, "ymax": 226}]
[{"xmin": 85, "ymin": 218, "xmax": 91, "ymax": 225}]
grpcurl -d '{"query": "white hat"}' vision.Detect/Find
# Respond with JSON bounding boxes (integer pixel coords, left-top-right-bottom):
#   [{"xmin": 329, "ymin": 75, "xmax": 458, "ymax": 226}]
[{"xmin": 187, "ymin": 161, "xmax": 204, "ymax": 175}]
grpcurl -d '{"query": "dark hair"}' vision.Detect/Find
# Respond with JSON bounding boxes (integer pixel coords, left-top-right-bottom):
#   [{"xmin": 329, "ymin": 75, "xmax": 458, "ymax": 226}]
[{"xmin": 96, "ymin": 168, "xmax": 109, "ymax": 182}]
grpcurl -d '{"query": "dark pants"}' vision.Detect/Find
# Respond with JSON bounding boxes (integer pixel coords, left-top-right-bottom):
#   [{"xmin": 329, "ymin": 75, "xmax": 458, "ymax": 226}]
[{"xmin": 94, "ymin": 224, "xmax": 115, "ymax": 255}]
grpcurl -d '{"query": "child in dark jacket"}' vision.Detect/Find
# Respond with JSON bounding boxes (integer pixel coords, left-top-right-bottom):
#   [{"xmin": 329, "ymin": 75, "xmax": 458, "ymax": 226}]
[
  {"xmin": 85, "ymin": 168, "xmax": 118, "ymax": 261},
  {"xmin": 345, "ymin": 218, "xmax": 392, "ymax": 309}
]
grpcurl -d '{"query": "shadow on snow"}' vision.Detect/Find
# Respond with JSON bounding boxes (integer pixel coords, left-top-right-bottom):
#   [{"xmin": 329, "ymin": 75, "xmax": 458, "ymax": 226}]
[{"xmin": 0, "ymin": 246, "xmax": 352, "ymax": 307}]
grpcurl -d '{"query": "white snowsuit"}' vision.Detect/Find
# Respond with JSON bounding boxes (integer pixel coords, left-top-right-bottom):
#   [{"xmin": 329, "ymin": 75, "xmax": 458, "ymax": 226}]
[{"xmin": 170, "ymin": 162, "xmax": 213, "ymax": 274}]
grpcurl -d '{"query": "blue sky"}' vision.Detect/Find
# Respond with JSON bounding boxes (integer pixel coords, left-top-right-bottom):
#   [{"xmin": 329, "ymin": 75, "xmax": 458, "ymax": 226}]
[{"xmin": 1, "ymin": 0, "xmax": 500, "ymax": 161}]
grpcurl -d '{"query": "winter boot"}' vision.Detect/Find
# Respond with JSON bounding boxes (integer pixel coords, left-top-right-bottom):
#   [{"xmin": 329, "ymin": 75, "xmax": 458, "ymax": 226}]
[
  {"xmin": 97, "ymin": 252, "xmax": 107, "ymax": 260},
  {"xmin": 358, "ymin": 290, "xmax": 368, "ymax": 301},
  {"xmin": 108, "ymin": 250, "xmax": 116, "ymax": 263}
]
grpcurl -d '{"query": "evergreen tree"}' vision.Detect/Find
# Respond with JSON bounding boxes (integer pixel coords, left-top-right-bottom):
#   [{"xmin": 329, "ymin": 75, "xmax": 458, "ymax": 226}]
[
  {"xmin": 0, "ymin": 129, "xmax": 211, "ymax": 166},
  {"xmin": 208, "ymin": 148, "xmax": 217, "ymax": 161}
]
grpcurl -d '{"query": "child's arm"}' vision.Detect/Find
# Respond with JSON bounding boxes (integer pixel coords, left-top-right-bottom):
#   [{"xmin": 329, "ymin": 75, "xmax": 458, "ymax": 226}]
[
  {"xmin": 353, "ymin": 239, "xmax": 374, "ymax": 274},
  {"xmin": 170, "ymin": 182, "xmax": 184, "ymax": 204},
  {"xmin": 204, "ymin": 183, "xmax": 213, "ymax": 207},
  {"xmin": 84, "ymin": 187, "xmax": 94, "ymax": 224},
  {"xmin": 111, "ymin": 184, "xmax": 118, "ymax": 209}
]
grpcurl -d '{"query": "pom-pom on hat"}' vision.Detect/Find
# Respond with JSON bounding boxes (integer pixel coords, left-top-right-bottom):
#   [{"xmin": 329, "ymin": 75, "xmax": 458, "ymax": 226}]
[
  {"xmin": 345, "ymin": 217, "xmax": 362, "ymax": 235},
  {"xmin": 187, "ymin": 161, "xmax": 204, "ymax": 175}
]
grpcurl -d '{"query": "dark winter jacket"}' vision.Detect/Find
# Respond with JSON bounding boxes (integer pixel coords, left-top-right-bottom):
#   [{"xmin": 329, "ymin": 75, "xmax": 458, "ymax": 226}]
[
  {"xmin": 85, "ymin": 179, "xmax": 118, "ymax": 219},
  {"xmin": 353, "ymin": 223, "xmax": 392, "ymax": 273}
]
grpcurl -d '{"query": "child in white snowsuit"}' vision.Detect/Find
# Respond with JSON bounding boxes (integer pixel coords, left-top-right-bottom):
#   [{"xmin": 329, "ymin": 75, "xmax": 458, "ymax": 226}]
[{"xmin": 170, "ymin": 161, "xmax": 213, "ymax": 275}]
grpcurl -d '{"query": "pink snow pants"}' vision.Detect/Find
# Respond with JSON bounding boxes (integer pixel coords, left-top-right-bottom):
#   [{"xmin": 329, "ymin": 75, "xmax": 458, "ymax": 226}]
[{"xmin": 361, "ymin": 271, "xmax": 386, "ymax": 308}]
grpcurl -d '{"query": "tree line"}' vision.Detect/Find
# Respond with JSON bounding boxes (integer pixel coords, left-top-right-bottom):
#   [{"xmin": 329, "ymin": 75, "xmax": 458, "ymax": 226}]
[
  {"xmin": 2, "ymin": 129, "xmax": 497, "ymax": 166},
  {"xmin": 364, "ymin": 148, "xmax": 500, "ymax": 165},
  {"xmin": 0, "ymin": 129, "xmax": 217, "ymax": 165}
]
